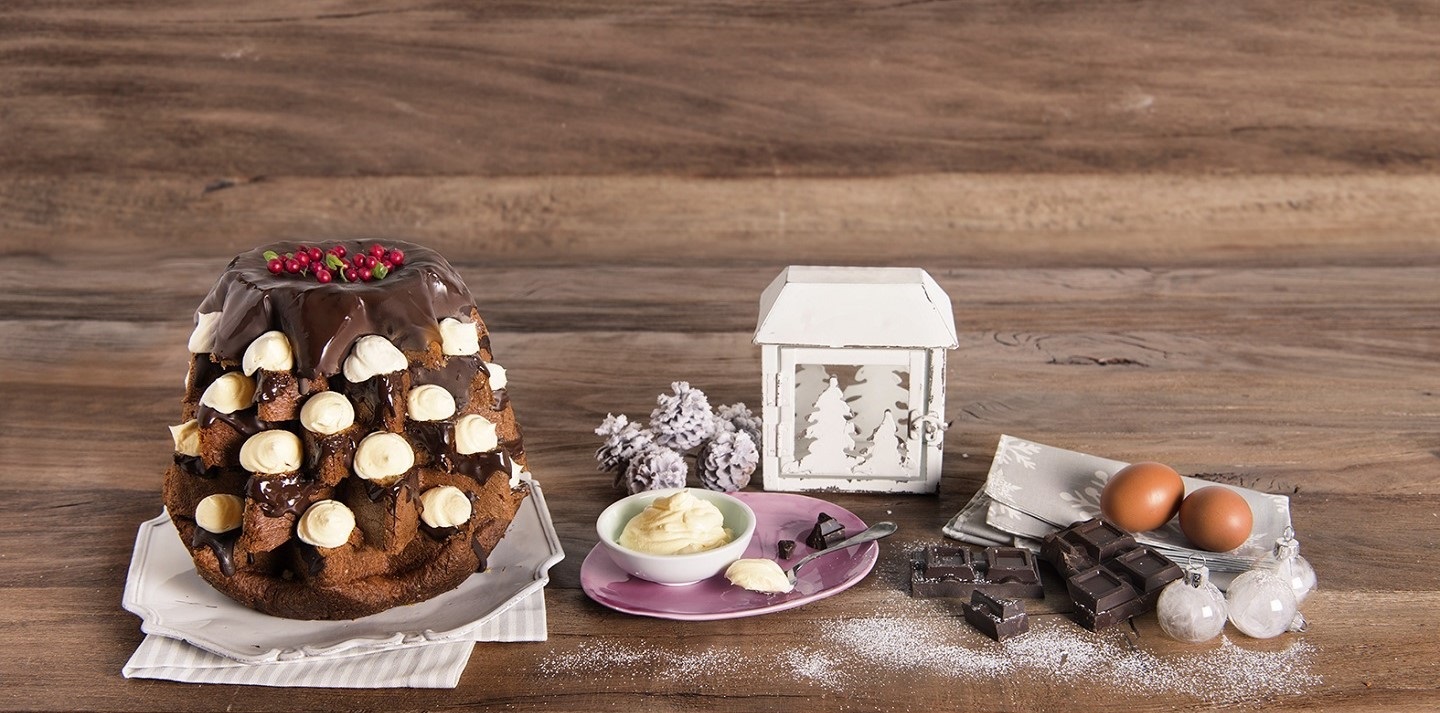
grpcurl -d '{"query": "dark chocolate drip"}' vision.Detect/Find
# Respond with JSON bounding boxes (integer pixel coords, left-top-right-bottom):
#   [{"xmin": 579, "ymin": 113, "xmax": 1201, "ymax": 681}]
[
  {"xmin": 477, "ymin": 334, "xmax": 492, "ymax": 357},
  {"xmin": 501, "ymin": 436, "xmax": 525, "ymax": 461},
  {"xmin": 246, "ymin": 473, "xmax": 327, "ymax": 518},
  {"xmin": 470, "ymin": 518, "xmax": 498, "ymax": 572},
  {"xmin": 491, "ymin": 388, "xmax": 510, "ymax": 412},
  {"xmin": 406, "ymin": 420, "xmax": 516, "ymax": 484},
  {"xmin": 174, "ymin": 453, "xmax": 221, "ymax": 479},
  {"xmin": 407, "ymin": 421, "xmax": 458, "ymax": 470},
  {"xmin": 297, "ymin": 543, "xmax": 326, "ymax": 577},
  {"xmin": 197, "ymin": 404, "xmax": 271, "ymax": 436},
  {"xmin": 420, "ymin": 523, "xmax": 459, "ymax": 541},
  {"xmin": 189, "ymin": 356, "xmax": 228, "ymax": 395},
  {"xmin": 414, "ymin": 355, "xmax": 484, "ymax": 409},
  {"xmin": 255, "ymin": 371, "xmax": 284, "ymax": 404},
  {"xmin": 305, "ymin": 432, "xmax": 357, "ymax": 472},
  {"xmin": 453, "ymin": 450, "xmax": 513, "ymax": 483},
  {"xmin": 195, "ymin": 241, "xmax": 479, "ymax": 379},
  {"xmin": 347, "ymin": 372, "xmax": 404, "ymax": 426},
  {"xmin": 363, "ymin": 469, "xmax": 418, "ymax": 503},
  {"xmin": 191, "ymin": 526, "xmax": 238, "ymax": 577},
  {"xmin": 296, "ymin": 377, "xmax": 321, "ymax": 397}
]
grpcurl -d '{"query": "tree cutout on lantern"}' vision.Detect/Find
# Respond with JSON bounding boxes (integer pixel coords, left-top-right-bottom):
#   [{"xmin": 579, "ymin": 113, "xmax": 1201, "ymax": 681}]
[
  {"xmin": 844, "ymin": 365, "xmax": 910, "ymax": 448},
  {"xmin": 755, "ymin": 266, "xmax": 956, "ymax": 494},
  {"xmin": 792, "ymin": 363, "xmax": 832, "ymax": 454},
  {"xmin": 795, "ymin": 377, "xmax": 858, "ymax": 473},
  {"xmin": 854, "ymin": 410, "xmax": 908, "ymax": 475}
]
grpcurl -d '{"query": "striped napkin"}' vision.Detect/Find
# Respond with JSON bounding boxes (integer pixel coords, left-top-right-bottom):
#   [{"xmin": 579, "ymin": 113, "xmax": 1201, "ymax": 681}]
[{"xmin": 123, "ymin": 588, "xmax": 546, "ymax": 688}]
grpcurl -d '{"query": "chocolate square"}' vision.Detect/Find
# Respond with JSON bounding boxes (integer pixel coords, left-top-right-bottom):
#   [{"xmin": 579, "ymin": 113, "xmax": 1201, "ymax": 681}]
[
  {"xmin": 1068, "ymin": 567, "xmax": 1135, "ymax": 613},
  {"xmin": 1110, "ymin": 547, "xmax": 1183, "ymax": 598},
  {"xmin": 804, "ymin": 513, "xmax": 846, "ymax": 549},
  {"xmin": 1069, "ymin": 518, "xmax": 1134, "ymax": 562},
  {"xmin": 986, "ymin": 548, "xmax": 1037, "ymax": 581},
  {"xmin": 962, "ymin": 589, "xmax": 1029, "ymax": 641},
  {"xmin": 1041, "ymin": 518, "xmax": 1183, "ymax": 631},
  {"xmin": 925, "ymin": 545, "xmax": 979, "ymax": 578}
]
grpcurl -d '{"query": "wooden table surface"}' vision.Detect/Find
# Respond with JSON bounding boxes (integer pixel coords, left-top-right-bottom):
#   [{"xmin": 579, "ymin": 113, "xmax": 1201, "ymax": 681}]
[{"xmin": 3, "ymin": 1, "xmax": 1439, "ymax": 710}]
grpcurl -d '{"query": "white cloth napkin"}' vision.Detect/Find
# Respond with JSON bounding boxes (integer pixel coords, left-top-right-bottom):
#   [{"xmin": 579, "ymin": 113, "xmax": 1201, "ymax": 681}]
[{"xmin": 123, "ymin": 588, "xmax": 546, "ymax": 688}]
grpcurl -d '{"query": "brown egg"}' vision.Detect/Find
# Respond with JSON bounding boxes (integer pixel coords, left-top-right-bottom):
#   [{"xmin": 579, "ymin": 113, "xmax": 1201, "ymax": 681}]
[
  {"xmin": 1179, "ymin": 486, "xmax": 1253, "ymax": 552},
  {"xmin": 1099, "ymin": 462, "xmax": 1185, "ymax": 533}
]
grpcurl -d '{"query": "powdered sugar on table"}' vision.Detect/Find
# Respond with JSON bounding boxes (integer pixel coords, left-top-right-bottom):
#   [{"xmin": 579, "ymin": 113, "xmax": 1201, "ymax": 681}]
[{"xmin": 538, "ymin": 585, "xmax": 1320, "ymax": 705}]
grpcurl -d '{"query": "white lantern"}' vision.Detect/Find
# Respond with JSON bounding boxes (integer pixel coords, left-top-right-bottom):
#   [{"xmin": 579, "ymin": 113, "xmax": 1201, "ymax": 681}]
[{"xmin": 753, "ymin": 266, "xmax": 957, "ymax": 494}]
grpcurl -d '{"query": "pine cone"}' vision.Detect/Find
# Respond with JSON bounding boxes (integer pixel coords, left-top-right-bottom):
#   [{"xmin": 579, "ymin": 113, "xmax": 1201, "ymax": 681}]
[
  {"xmin": 715, "ymin": 402, "xmax": 762, "ymax": 445},
  {"xmin": 594, "ymin": 414, "xmax": 657, "ymax": 489},
  {"xmin": 650, "ymin": 381, "xmax": 716, "ymax": 452},
  {"xmin": 621, "ymin": 446, "xmax": 688, "ymax": 495},
  {"xmin": 697, "ymin": 429, "xmax": 758, "ymax": 492}
]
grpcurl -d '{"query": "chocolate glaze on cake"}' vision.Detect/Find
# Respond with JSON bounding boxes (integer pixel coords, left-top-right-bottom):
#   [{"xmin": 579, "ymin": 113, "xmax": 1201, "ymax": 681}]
[
  {"xmin": 196, "ymin": 242, "xmax": 478, "ymax": 378},
  {"xmin": 164, "ymin": 240, "xmax": 531, "ymax": 620},
  {"xmin": 414, "ymin": 355, "xmax": 486, "ymax": 409}
]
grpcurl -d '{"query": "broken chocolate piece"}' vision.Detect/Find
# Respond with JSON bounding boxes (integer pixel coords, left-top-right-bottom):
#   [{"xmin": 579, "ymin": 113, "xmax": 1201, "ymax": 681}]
[
  {"xmin": 1040, "ymin": 518, "xmax": 1183, "ymax": 631},
  {"xmin": 804, "ymin": 512, "xmax": 846, "ymax": 550},
  {"xmin": 777, "ymin": 539, "xmax": 796, "ymax": 560},
  {"xmin": 910, "ymin": 544, "xmax": 1043, "ymax": 599},
  {"xmin": 962, "ymin": 589, "xmax": 1029, "ymax": 641}
]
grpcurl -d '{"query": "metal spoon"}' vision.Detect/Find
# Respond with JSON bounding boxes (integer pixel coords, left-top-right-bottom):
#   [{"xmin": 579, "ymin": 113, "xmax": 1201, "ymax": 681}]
[{"xmin": 785, "ymin": 521, "xmax": 898, "ymax": 587}]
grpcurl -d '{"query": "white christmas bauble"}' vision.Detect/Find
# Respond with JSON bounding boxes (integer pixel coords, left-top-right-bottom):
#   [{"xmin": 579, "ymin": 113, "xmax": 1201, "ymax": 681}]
[
  {"xmin": 1157, "ymin": 567, "xmax": 1228, "ymax": 643},
  {"xmin": 1258, "ymin": 531, "xmax": 1317, "ymax": 605},
  {"xmin": 1226, "ymin": 569, "xmax": 1300, "ymax": 639}
]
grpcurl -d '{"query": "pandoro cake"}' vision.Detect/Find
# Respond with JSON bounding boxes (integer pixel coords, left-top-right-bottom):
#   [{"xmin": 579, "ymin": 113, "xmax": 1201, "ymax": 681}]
[{"xmin": 163, "ymin": 241, "xmax": 531, "ymax": 620}]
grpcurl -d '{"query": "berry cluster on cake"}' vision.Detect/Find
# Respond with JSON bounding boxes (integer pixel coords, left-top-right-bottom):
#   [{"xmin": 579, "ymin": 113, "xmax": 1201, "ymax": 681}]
[{"xmin": 162, "ymin": 241, "xmax": 531, "ymax": 620}]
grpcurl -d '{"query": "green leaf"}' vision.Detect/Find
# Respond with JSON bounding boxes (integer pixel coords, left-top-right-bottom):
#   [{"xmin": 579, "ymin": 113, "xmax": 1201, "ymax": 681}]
[
  {"xmin": 262, "ymin": 250, "xmax": 279, "ymax": 261},
  {"xmin": 325, "ymin": 253, "xmax": 345, "ymax": 270},
  {"xmin": 372, "ymin": 263, "xmax": 389, "ymax": 280}
]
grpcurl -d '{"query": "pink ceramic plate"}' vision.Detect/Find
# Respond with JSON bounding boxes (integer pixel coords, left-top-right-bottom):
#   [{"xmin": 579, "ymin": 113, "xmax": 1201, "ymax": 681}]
[{"xmin": 580, "ymin": 491, "xmax": 879, "ymax": 620}]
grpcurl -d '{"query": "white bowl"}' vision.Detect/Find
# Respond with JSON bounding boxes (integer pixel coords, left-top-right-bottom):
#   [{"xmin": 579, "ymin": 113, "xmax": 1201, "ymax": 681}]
[{"xmin": 596, "ymin": 488, "xmax": 756, "ymax": 586}]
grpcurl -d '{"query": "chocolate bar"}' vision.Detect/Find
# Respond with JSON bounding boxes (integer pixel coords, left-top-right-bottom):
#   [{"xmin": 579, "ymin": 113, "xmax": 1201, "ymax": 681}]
[
  {"xmin": 962, "ymin": 589, "xmax": 1029, "ymax": 641},
  {"xmin": 910, "ymin": 544, "xmax": 1044, "ymax": 599},
  {"xmin": 804, "ymin": 513, "xmax": 846, "ymax": 549},
  {"xmin": 1040, "ymin": 518, "xmax": 1182, "ymax": 631}
]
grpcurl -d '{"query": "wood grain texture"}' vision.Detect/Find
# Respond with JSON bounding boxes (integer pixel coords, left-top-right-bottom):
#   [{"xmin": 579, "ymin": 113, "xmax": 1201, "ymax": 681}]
[
  {"xmin": 3, "ymin": 0, "xmax": 1440, "ymax": 710},
  {"xmin": 3, "ymin": 1, "xmax": 1439, "ymax": 178}
]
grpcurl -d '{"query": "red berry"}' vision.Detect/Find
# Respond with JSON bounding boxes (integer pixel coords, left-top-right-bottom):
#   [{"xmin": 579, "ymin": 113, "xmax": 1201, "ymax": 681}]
[
  {"xmin": 351, "ymin": 255, "xmax": 367, "ymax": 268},
  {"xmin": 308, "ymin": 247, "xmax": 323, "ymax": 262},
  {"xmin": 343, "ymin": 267, "xmax": 358, "ymax": 282},
  {"xmin": 359, "ymin": 267, "xmax": 374, "ymax": 282},
  {"xmin": 295, "ymin": 252, "xmax": 311, "ymax": 267},
  {"xmin": 387, "ymin": 249, "xmax": 404, "ymax": 266},
  {"xmin": 315, "ymin": 268, "xmax": 333, "ymax": 284},
  {"xmin": 368, "ymin": 255, "xmax": 382, "ymax": 268},
  {"xmin": 284, "ymin": 259, "xmax": 301, "ymax": 274},
  {"xmin": 380, "ymin": 258, "xmax": 395, "ymax": 270},
  {"xmin": 332, "ymin": 245, "xmax": 347, "ymax": 258},
  {"xmin": 267, "ymin": 258, "xmax": 283, "ymax": 274},
  {"xmin": 369, "ymin": 244, "xmax": 386, "ymax": 258}
]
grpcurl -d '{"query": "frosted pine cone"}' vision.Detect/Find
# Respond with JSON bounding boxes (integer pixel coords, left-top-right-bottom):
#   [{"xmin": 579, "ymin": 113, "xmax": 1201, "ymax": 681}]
[
  {"xmin": 650, "ymin": 381, "xmax": 716, "ymax": 452},
  {"xmin": 697, "ymin": 429, "xmax": 758, "ymax": 492},
  {"xmin": 715, "ymin": 402, "xmax": 762, "ymax": 445},
  {"xmin": 621, "ymin": 446, "xmax": 688, "ymax": 495},
  {"xmin": 594, "ymin": 413, "xmax": 655, "ymax": 475}
]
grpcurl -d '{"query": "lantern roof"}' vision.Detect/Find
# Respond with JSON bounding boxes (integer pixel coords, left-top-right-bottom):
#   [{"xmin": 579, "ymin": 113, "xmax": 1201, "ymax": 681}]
[{"xmin": 754, "ymin": 266, "xmax": 957, "ymax": 349}]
